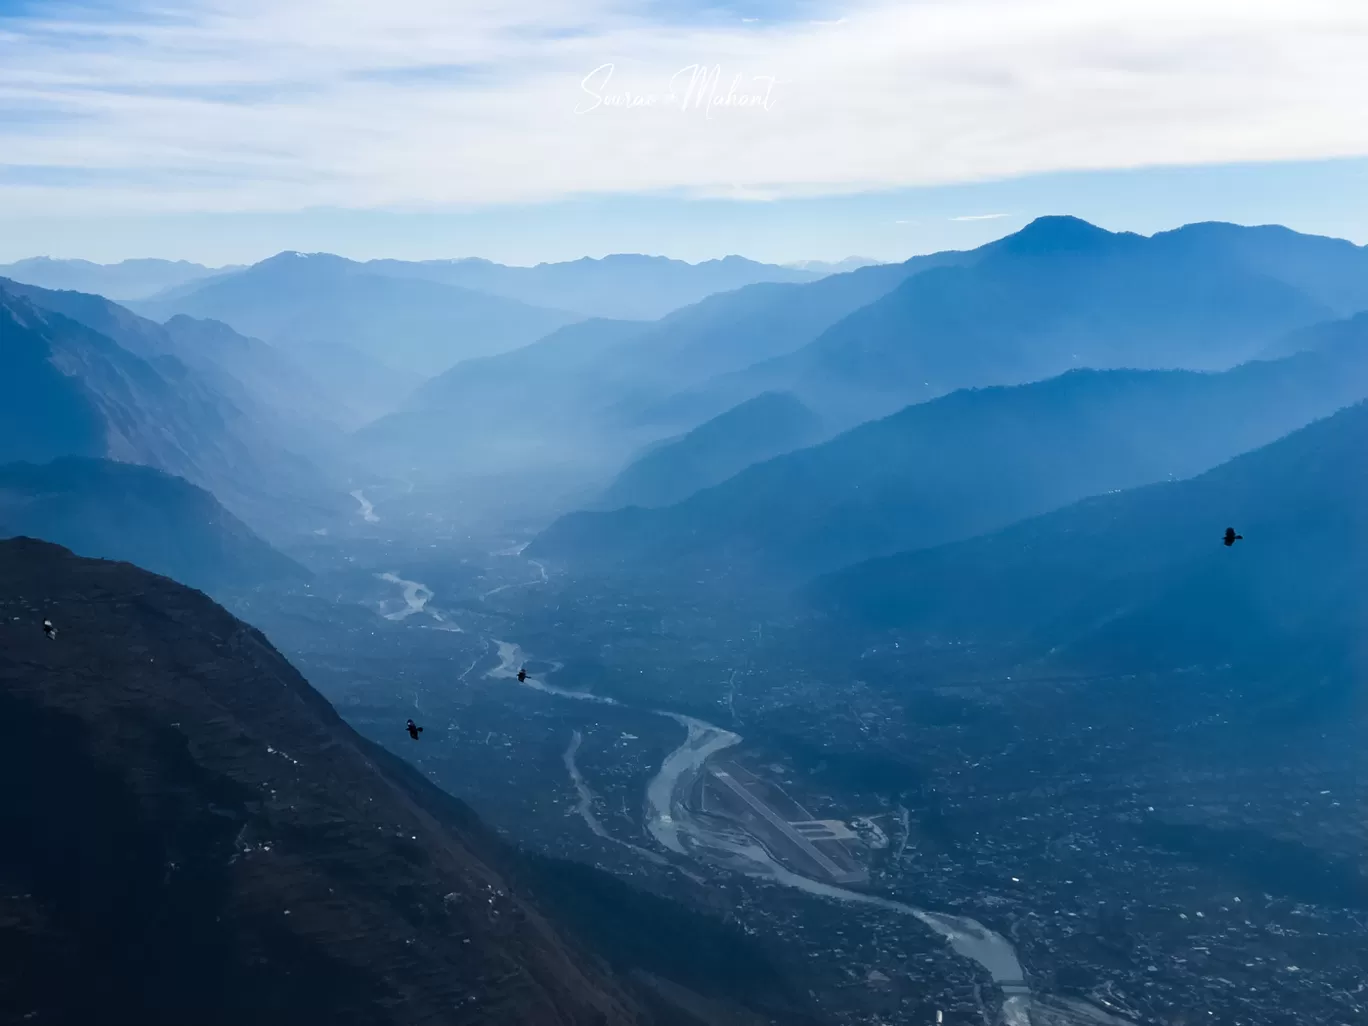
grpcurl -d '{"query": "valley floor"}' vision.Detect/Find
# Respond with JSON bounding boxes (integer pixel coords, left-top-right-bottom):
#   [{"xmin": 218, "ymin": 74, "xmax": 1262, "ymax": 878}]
[{"xmin": 229, "ymin": 497, "xmax": 1367, "ymax": 1026}]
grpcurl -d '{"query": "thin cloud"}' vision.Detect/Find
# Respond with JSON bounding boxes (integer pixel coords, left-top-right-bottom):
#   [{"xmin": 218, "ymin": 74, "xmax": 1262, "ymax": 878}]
[
  {"xmin": 950, "ymin": 213, "xmax": 1012, "ymax": 221},
  {"xmin": 0, "ymin": 0, "xmax": 1365, "ymax": 215}
]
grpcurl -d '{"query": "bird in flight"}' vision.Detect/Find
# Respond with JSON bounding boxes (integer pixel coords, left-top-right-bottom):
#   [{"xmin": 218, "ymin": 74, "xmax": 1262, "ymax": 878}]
[
  {"xmin": 517, "ymin": 667, "xmax": 528, "ymax": 683},
  {"xmin": 1223, "ymin": 527, "xmax": 1243, "ymax": 547},
  {"xmin": 406, "ymin": 719, "xmax": 424, "ymax": 740}
]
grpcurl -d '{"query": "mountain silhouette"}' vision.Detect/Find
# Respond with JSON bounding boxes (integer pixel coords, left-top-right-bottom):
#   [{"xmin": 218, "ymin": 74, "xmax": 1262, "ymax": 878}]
[
  {"xmin": 0, "ymin": 460, "xmax": 308, "ymax": 595},
  {"xmin": 361, "ymin": 251, "xmax": 823, "ymax": 321},
  {"xmin": 365, "ymin": 251, "xmax": 972, "ymax": 477},
  {"xmin": 0, "ymin": 257, "xmax": 233, "ymax": 300},
  {"xmin": 812, "ymin": 400, "xmax": 1368, "ymax": 688},
  {"xmin": 132, "ymin": 251, "xmax": 582, "ymax": 380},
  {"xmin": 702, "ymin": 216, "xmax": 1341, "ymax": 427},
  {"xmin": 0, "ymin": 282, "xmax": 341, "ymax": 537},
  {"xmin": 1144, "ymin": 220, "xmax": 1368, "ymax": 317},
  {"xmin": 529, "ymin": 326, "xmax": 1368, "ymax": 580},
  {"xmin": 352, "ymin": 318, "xmax": 652, "ymax": 476},
  {"xmin": 4, "ymin": 278, "xmax": 352, "ymax": 451},
  {"xmin": 1258, "ymin": 309, "xmax": 1368, "ymax": 361},
  {"xmin": 596, "ymin": 392, "xmax": 824, "ymax": 510},
  {"xmin": 643, "ymin": 216, "xmax": 1363, "ymax": 437}
]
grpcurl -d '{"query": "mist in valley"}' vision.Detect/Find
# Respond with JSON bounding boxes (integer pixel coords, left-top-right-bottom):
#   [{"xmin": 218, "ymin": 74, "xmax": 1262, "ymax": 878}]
[{"xmin": 4, "ymin": 4, "xmax": 1368, "ymax": 1023}]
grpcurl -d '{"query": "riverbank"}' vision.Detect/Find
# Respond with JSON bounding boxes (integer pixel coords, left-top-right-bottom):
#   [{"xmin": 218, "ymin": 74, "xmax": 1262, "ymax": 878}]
[{"xmin": 483, "ymin": 629, "xmax": 1049, "ymax": 1022}]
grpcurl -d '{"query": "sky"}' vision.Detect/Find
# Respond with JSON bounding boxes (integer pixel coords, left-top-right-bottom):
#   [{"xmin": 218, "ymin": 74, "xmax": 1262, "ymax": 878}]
[{"xmin": 1, "ymin": 0, "xmax": 1365, "ymax": 266}]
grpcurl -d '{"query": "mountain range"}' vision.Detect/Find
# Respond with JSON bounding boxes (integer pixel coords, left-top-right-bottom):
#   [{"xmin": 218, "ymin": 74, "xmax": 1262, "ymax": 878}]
[
  {"xmin": 0, "ymin": 257, "xmax": 234, "ymax": 300},
  {"xmin": 528, "ymin": 317, "xmax": 1368, "ymax": 580},
  {"xmin": 3, "ymin": 278, "xmax": 354, "ymax": 447},
  {"xmin": 130, "ymin": 252, "xmax": 583, "ymax": 386},
  {"xmin": 360, "ymin": 217, "xmax": 1368, "ymax": 490},
  {"xmin": 357, "ymin": 250, "xmax": 969, "ymax": 478},
  {"xmin": 360, "ymin": 252, "xmax": 823, "ymax": 321},
  {"xmin": 677, "ymin": 216, "xmax": 1347, "ymax": 429},
  {"xmin": 352, "ymin": 318, "xmax": 653, "ymax": 476},
  {"xmin": 812, "ymin": 399, "xmax": 1368, "ymax": 691},
  {"xmin": 5, "ymin": 211, "xmax": 1367, "ymax": 1025},
  {"xmin": 0, "ymin": 280, "xmax": 345, "ymax": 540},
  {"xmin": 4, "ymin": 251, "xmax": 822, "ymax": 323},
  {"xmin": 116, "ymin": 250, "xmax": 832, "ymax": 419}
]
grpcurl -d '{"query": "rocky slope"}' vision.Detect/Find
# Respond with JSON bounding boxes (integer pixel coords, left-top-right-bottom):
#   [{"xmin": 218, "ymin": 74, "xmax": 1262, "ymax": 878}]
[{"xmin": 0, "ymin": 537, "xmax": 646, "ymax": 1026}]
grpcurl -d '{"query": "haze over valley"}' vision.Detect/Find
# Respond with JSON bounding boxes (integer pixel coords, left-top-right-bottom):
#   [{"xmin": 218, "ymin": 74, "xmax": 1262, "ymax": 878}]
[
  {"xmin": 4, "ymin": 1, "xmax": 1368, "ymax": 1021},
  {"xmin": 4, "ymin": 210, "xmax": 1368, "ymax": 1026}
]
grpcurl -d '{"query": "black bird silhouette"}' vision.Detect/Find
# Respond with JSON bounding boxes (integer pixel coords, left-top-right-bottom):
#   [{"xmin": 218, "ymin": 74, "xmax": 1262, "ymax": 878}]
[
  {"xmin": 406, "ymin": 719, "xmax": 423, "ymax": 740},
  {"xmin": 42, "ymin": 619, "xmax": 56, "ymax": 640},
  {"xmin": 1223, "ymin": 527, "xmax": 1243, "ymax": 547},
  {"xmin": 517, "ymin": 667, "xmax": 527, "ymax": 683}
]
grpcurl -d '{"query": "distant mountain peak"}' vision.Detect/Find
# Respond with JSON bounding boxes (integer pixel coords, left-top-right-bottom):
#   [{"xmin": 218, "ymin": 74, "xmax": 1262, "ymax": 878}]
[
  {"xmin": 257, "ymin": 250, "xmax": 350, "ymax": 267},
  {"xmin": 8, "ymin": 256, "xmax": 69, "ymax": 267},
  {"xmin": 999, "ymin": 215, "xmax": 1118, "ymax": 253},
  {"xmin": 0, "ymin": 257, "xmax": 228, "ymax": 301},
  {"xmin": 1022, "ymin": 213, "xmax": 1108, "ymax": 232}
]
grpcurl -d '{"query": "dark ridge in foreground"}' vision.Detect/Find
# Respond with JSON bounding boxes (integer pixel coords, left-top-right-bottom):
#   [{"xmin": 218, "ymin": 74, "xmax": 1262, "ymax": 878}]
[{"xmin": 0, "ymin": 537, "xmax": 644, "ymax": 1026}]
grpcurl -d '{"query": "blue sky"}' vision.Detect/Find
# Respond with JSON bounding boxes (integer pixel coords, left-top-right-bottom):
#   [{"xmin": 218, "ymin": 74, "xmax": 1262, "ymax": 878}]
[{"xmin": 1, "ymin": 0, "xmax": 1365, "ymax": 265}]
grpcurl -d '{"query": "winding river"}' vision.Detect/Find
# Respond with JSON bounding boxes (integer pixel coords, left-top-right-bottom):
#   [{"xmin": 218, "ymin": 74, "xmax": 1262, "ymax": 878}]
[
  {"xmin": 564, "ymin": 730, "xmax": 615, "ymax": 841},
  {"xmin": 350, "ymin": 489, "xmax": 379, "ymax": 523},
  {"xmin": 644, "ymin": 713, "xmax": 742, "ymax": 855},
  {"xmin": 564, "ymin": 729, "xmax": 669, "ymax": 865},
  {"xmin": 484, "ymin": 638, "xmax": 1040, "ymax": 1024},
  {"xmin": 377, "ymin": 572, "xmax": 434, "ymax": 620}
]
